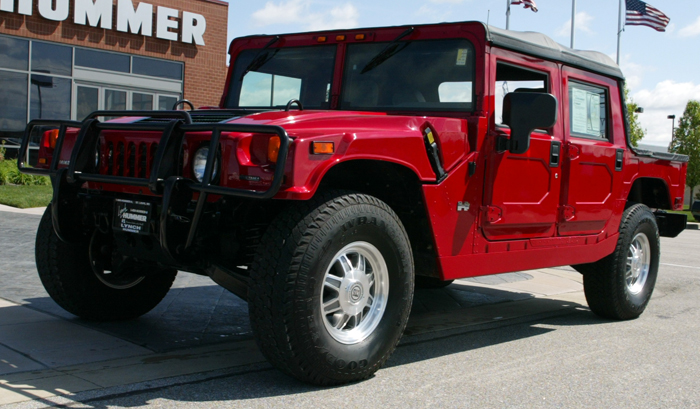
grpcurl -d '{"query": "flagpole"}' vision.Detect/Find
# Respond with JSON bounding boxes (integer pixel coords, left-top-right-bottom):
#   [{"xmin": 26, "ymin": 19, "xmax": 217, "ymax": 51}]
[
  {"xmin": 506, "ymin": 0, "xmax": 511, "ymax": 29},
  {"xmin": 570, "ymin": 0, "xmax": 576, "ymax": 48},
  {"xmin": 617, "ymin": 0, "xmax": 623, "ymax": 64}
]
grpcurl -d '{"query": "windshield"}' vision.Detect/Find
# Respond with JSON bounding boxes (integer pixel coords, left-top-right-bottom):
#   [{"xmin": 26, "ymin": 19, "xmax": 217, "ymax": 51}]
[
  {"xmin": 225, "ymin": 45, "xmax": 336, "ymax": 109},
  {"xmin": 341, "ymin": 39, "xmax": 475, "ymax": 111}
]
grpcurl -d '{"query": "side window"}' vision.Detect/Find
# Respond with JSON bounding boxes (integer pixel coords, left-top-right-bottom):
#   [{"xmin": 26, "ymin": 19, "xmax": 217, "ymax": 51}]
[
  {"xmin": 495, "ymin": 63, "xmax": 548, "ymax": 126},
  {"xmin": 568, "ymin": 81, "xmax": 608, "ymax": 140}
]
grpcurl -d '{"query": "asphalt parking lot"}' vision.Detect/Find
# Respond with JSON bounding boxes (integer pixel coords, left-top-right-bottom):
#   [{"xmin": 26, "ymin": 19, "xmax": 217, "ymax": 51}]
[{"xmin": 1, "ymin": 205, "xmax": 699, "ymax": 408}]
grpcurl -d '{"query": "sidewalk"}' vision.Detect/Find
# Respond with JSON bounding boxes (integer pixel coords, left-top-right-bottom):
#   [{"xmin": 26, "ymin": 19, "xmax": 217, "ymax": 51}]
[
  {"xmin": 0, "ymin": 267, "xmax": 587, "ymax": 406},
  {"xmin": 0, "ymin": 205, "xmax": 46, "ymax": 216}
]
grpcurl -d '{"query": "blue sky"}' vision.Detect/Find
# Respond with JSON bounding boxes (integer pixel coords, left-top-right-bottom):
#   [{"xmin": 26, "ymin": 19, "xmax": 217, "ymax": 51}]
[{"xmin": 221, "ymin": 0, "xmax": 700, "ymax": 147}]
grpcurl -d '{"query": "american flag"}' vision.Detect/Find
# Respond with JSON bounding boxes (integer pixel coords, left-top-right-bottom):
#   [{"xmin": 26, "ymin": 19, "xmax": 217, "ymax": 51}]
[
  {"xmin": 625, "ymin": 0, "xmax": 670, "ymax": 32},
  {"xmin": 511, "ymin": 0, "xmax": 538, "ymax": 13}
]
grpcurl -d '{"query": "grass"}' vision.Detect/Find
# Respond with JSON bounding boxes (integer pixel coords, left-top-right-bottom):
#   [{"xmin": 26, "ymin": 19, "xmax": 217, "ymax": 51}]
[
  {"xmin": 668, "ymin": 205, "xmax": 697, "ymax": 222},
  {"xmin": 0, "ymin": 185, "xmax": 52, "ymax": 209}
]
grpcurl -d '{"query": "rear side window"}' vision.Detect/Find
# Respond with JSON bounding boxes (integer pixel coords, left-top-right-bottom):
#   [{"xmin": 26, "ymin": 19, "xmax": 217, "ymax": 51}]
[{"xmin": 568, "ymin": 81, "xmax": 608, "ymax": 140}]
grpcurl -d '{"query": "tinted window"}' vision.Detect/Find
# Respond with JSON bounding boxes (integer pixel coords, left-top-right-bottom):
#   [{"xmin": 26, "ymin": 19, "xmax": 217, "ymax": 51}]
[
  {"xmin": 0, "ymin": 36, "xmax": 29, "ymax": 71},
  {"xmin": 30, "ymin": 75, "xmax": 71, "ymax": 120},
  {"xmin": 227, "ymin": 45, "xmax": 336, "ymax": 109},
  {"xmin": 31, "ymin": 42, "xmax": 72, "ymax": 76},
  {"xmin": 0, "ymin": 71, "xmax": 28, "ymax": 140},
  {"xmin": 76, "ymin": 86, "xmax": 99, "ymax": 120},
  {"xmin": 342, "ymin": 39, "xmax": 475, "ymax": 111},
  {"xmin": 75, "ymin": 48, "xmax": 130, "ymax": 73},
  {"xmin": 158, "ymin": 95, "xmax": 178, "ymax": 110},
  {"xmin": 105, "ymin": 89, "xmax": 127, "ymax": 111},
  {"xmin": 132, "ymin": 57, "xmax": 183, "ymax": 80},
  {"xmin": 132, "ymin": 93, "xmax": 154, "ymax": 110},
  {"xmin": 569, "ymin": 81, "xmax": 608, "ymax": 140}
]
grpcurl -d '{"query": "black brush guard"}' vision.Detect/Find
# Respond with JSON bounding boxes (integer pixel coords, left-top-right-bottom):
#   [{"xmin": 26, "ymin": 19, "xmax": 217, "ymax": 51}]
[{"xmin": 17, "ymin": 110, "xmax": 290, "ymax": 266}]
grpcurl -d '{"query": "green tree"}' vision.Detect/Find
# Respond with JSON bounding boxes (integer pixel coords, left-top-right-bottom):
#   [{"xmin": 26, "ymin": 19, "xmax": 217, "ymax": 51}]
[
  {"xmin": 669, "ymin": 100, "xmax": 700, "ymax": 207},
  {"xmin": 624, "ymin": 85, "xmax": 646, "ymax": 146}
]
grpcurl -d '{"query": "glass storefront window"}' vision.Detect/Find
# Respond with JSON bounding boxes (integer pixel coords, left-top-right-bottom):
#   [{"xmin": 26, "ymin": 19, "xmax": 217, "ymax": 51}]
[
  {"xmin": 133, "ymin": 57, "xmax": 183, "ymax": 81},
  {"xmin": 105, "ymin": 89, "xmax": 127, "ymax": 111},
  {"xmin": 0, "ymin": 71, "xmax": 28, "ymax": 141},
  {"xmin": 158, "ymin": 96, "xmax": 178, "ymax": 111},
  {"xmin": 0, "ymin": 36, "xmax": 29, "ymax": 71},
  {"xmin": 75, "ymin": 49, "xmax": 130, "ymax": 73},
  {"xmin": 30, "ymin": 75, "xmax": 71, "ymax": 120},
  {"xmin": 132, "ymin": 93, "xmax": 154, "ymax": 110},
  {"xmin": 31, "ymin": 42, "xmax": 72, "ymax": 76},
  {"xmin": 77, "ymin": 86, "xmax": 99, "ymax": 120}
]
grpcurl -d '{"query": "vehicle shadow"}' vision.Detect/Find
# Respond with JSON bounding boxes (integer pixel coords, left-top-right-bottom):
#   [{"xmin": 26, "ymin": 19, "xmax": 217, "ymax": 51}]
[{"xmin": 0, "ymin": 283, "xmax": 611, "ymax": 407}]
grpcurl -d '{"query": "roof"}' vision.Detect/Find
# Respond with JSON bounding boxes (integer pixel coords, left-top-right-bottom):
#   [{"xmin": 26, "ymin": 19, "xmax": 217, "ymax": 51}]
[
  {"xmin": 485, "ymin": 24, "xmax": 624, "ymax": 80},
  {"xmin": 232, "ymin": 21, "xmax": 624, "ymax": 80}
]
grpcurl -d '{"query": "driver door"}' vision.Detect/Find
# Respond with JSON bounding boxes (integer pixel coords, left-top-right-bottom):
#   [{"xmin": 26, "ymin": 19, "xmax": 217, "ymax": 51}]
[{"xmin": 481, "ymin": 53, "xmax": 563, "ymax": 241}]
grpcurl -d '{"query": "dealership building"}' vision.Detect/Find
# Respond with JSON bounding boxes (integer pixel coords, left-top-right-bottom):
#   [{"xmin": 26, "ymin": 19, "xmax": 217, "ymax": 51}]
[{"xmin": 0, "ymin": 0, "xmax": 229, "ymax": 148}]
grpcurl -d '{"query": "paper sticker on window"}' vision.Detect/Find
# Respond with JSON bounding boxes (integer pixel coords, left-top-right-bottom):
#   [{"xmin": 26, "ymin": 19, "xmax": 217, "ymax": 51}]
[
  {"xmin": 571, "ymin": 87, "xmax": 601, "ymax": 137},
  {"xmin": 456, "ymin": 49, "xmax": 469, "ymax": 66}
]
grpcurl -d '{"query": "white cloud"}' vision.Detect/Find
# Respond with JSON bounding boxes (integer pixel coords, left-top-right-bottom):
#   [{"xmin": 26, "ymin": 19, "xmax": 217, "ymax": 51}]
[
  {"xmin": 428, "ymin": 0, "xmax": 464, "ymax": 3},
  {"xmin": 555, "ymin": 12, "xmax": 594, "ymax": 39},
  {"xmin": 633, "ymin": 80, "xmax": 700, "ymax": 145},
  {"xmin": 616, "ymin": 54, "xmax": 652, "ymax": 91},
  {"xmin": 678, "ymin": 16, "xmax": 700, "ymax": 37},
  {"xmin": 251, "ymin": 0, "xmax": 359, "ymax": 31}
]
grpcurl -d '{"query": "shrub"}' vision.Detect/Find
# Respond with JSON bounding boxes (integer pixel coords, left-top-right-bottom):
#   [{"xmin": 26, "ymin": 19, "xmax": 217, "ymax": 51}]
[{"xmin": 0, "ymin": 159, "xmax": 50, "ymax": 186}]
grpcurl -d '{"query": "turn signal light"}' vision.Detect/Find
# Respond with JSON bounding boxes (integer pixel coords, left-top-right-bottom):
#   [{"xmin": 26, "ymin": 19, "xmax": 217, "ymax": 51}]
[
  {"xmin": 317, "ymin": 36, "xmax": 327, "ymax": 42},
  {"xmin": 268, "ymin": 136, "xmax": 281, "ymax": 163},
  {"xmin": 355, "ymin": 34, "xmax": 366, "ymax": 40},
  {"xmin": 312, "ymin": 142, "xmax": 335, "ymax": 155},
  {"xmin": 336, "ymin": 35, "xmax": 346, "ymax": 41}
]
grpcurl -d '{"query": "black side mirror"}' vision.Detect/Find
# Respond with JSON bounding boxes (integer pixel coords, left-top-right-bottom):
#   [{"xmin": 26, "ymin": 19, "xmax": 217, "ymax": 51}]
[{"xmin": 502, "ymin": 92, "xmax": 558, "ymax": 154}]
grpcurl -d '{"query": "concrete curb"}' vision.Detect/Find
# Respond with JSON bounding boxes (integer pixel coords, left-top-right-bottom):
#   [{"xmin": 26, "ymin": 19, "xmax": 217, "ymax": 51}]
[{"xmin": 0, "ymin": 205, "xmax": 46, "ymax": 215}]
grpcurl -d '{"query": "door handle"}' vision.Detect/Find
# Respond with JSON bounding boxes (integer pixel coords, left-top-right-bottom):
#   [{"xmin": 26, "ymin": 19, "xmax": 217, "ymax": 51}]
[
  {"xmin": 550, "ymin": 141, "xmax": 561, "ymax": 167},
  {"xmin": 615, "ymin": 149, "xmax": 624, "ymax": 171}
]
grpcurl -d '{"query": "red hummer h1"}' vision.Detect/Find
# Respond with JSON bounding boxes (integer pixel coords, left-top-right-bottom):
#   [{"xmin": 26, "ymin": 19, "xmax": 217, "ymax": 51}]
[{"xmin": 19, "ymin": 21, "xmax": 688, "ymax": 385}]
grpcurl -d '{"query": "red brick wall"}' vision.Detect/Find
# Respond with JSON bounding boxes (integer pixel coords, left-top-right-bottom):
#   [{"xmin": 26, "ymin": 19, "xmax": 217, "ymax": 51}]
[{"xmin": 0, "ymin": 0, "xmax": 229, "ymax": 108}]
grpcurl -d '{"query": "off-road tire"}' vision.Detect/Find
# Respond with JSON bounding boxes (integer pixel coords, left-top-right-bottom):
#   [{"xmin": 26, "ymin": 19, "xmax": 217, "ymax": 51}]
[
  {"xmin": 582, "ymin": 204, "xmax": 660, "ymax": 320},
  {"xmin": 248, "ymin": 191, "xmax": 414, "ymax": 385},
  {"xmin": 415, "ymin": 276, "xmax": 454, "ymax": 289},
  {"xmin": 36, "ymin": 205, "xmax": 177, "ymax": 321}
]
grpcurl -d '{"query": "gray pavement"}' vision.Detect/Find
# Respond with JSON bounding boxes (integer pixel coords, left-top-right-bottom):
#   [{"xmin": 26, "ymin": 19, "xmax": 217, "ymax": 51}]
[{"xmin": 2, "ymin": 206, "xmax": 698, "ymax": 407}]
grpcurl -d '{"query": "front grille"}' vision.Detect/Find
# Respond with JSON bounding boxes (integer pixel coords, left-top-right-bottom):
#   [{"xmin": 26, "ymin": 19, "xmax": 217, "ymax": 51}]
[{"xmin": 102, "ymin": 140, "xmax": 158, "ymax": 178}]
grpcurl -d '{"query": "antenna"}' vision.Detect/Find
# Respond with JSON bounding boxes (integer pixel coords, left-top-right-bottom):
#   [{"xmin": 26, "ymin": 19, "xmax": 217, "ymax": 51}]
[{"xmin": 487, "ymin": 10, "xmax": 490, "ymax": 26}]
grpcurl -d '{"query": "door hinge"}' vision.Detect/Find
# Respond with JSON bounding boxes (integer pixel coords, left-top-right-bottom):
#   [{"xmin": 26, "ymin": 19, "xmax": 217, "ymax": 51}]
[
  {"xmin": 561, "ymin": 205, "xmax": 576, "ymax": 221},
  {"xmin": 567, "ymin": 144, "xmax": 580, "ymax": 160},
  {"xmin": 482, "ymin": 205, "xmax": 503, "ymax": 223}
]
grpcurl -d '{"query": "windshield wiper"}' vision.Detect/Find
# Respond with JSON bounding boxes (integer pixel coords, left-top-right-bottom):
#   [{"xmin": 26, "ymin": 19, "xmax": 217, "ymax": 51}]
[
  {"xmin": 239, "ymin": 36, "xmax": 281, "ymax": 81},
  {"xmin": 360, "ymin": 27, "xmax": 414, "ymax": 74}
]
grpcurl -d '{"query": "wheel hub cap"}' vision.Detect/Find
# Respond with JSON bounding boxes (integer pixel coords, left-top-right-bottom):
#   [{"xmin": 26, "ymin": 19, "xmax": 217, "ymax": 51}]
[
  {"xmin": 626, "ymin": 233, "xmax": 651, "ymax": 295},
  {"xmin": 320, "ymin": 242, "xmax": 389, "ymax": 345}
]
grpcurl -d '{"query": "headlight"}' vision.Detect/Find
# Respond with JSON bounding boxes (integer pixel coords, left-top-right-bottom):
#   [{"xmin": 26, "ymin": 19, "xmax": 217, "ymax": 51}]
[{"xmin": 193, "ymin": 146, "xmax": 218, "ymax": 183}]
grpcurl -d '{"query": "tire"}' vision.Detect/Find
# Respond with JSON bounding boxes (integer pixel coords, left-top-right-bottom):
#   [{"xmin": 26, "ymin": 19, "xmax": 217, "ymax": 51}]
[
  {"xmin": 248, "ymin": 191, "xmax": 414, "ymax": 385},
  {"xmin": 415, "ymin": 276, "xmax": 454, "ymax": 289},
  {"xmin": 36, "ymin": 205, "xmax": 177, "ymax": 321},
  {"xmin": 582, "ymin": 204, "xmax": 660, "ymax": 320}
]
